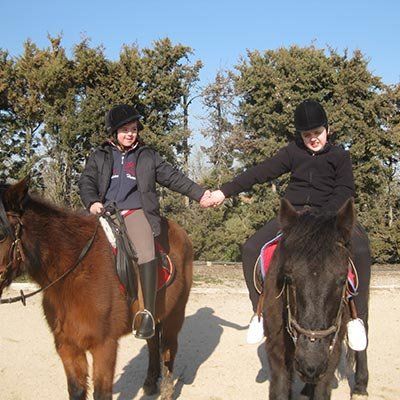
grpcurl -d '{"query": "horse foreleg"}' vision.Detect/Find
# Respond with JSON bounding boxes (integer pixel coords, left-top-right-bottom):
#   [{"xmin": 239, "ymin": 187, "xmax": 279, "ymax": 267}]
[
  {"xmin": 300, "ymin": 383, "xmax": 315, "ymax": 397},
  {"xmin": 143, "ymin": 323, "xmax": 161, "ymax": 396},
  {"xmin": 56, "ymin": 342, "xmax": 88, "ymax": 400},
  {"xmin": 266, "ymin": 338, "xmax": 293, "ymax": 400},
  {"xmin": 159, "ymin": 310, "xmax": 185, "ymax": 400},
  {"xmin": 350, "ymin": 311, "xmax": 368, "ymax": 399},
  {"xmin": 91, "ymin": 338, "xmax": 118, "ymax": 400},
  {"xmin": 351, "ymin": 349, "xmax": 368, "ymax": 399}
]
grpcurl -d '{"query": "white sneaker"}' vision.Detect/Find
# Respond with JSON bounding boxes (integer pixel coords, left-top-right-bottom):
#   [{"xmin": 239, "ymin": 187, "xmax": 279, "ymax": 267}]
[
  {"xmin": 347, "ymin": 318, "xmax": 367, "ymax": 351},
  {"xmin": 246, "ymin": 314, "xmax": 264, "ymax": 344}
]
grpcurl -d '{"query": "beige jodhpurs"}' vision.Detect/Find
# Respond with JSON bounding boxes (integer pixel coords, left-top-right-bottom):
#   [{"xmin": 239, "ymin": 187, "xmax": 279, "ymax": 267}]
[{"xmin": 124, "ymin": 209, "xmax": 155, "ymax": 264}]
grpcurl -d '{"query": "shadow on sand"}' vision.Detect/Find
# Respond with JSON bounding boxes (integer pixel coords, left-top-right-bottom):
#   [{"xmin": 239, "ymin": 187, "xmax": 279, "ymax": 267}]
[{"xmin": 113, "ymin": 306, "xmax": 246, "ymax": 399}]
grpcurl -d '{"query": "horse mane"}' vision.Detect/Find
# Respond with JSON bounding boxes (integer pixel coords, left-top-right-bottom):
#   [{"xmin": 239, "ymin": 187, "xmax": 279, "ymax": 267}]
[
  {"xmin": 1, "ymin": 182, "xmax": 97, "ymax": 242},
  {"xmin": 11, "ymin": 191, "xmax": 100, "ymax": 278},
  {"xmin": 282, "ymin": 209, "xmax": 344, "ymax": 263},
  {"xmin": 26, "ymin": 192, "xmax": 90, "ymax": 220}
]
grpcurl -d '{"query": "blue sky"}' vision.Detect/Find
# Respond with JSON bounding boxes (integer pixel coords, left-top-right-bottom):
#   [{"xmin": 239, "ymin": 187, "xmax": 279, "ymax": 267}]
[
  {"xmin": 2, "ymin": 0, "xmax": 399, "ymax": 84},
  {"xmin": 1, "ymin": 0, "xmax": 399, "ymax": 141}
]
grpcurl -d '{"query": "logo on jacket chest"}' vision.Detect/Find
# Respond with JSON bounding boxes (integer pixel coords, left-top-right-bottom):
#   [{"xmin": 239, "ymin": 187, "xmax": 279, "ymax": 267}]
[
  {"xmin": 124, "ymin": 161, "xmax": 136, "ymax": 177},
  {"xmin": 111, "ymin": 162, "xmax": 137, "ymax": 180}
]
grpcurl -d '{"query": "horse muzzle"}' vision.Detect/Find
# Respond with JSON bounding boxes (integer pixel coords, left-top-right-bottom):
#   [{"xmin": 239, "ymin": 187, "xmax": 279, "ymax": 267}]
[
  {"xmin": 294, "ymin": 338, "xmax": 329, "ymax": 382},
  {"xmin": 295, "ymin": 357, "xmax": 328, "ymax": 383}
]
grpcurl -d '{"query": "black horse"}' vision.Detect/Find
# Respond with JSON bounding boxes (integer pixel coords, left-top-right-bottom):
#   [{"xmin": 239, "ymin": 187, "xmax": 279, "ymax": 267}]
[{"xmin": 263, "ymin": 198, "xmax": 368, "ymax": 400}]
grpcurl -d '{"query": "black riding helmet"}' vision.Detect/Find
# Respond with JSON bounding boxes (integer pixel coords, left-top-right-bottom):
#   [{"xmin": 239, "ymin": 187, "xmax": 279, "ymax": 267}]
[
  {"xmin": 294, "ymin": 100, "xmax": 328, "ymax": 132},
  {"xmin": 105, "ymin": 104, "xmax": 144, "ymax": 135}
]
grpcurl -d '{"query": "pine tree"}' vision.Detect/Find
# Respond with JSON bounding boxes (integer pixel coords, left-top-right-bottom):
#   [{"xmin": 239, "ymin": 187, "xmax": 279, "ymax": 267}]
[{"xmin": 0, "ymin": 41, "xmax": 46, "ymax": 183}]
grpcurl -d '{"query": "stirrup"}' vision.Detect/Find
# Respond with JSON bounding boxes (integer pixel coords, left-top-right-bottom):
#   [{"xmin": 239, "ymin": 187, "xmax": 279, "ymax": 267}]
[{"xmin": 133, "ymin": 309, "xmax": 155, "ymax": 339}]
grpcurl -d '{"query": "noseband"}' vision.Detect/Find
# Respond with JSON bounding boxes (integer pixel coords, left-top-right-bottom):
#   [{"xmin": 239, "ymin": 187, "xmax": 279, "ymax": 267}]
[{"xmin": 285, "ymin": 280, "xmax": 347, "ymax": 353}]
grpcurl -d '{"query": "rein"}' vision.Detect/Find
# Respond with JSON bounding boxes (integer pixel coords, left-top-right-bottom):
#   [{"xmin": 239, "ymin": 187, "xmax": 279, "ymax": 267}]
[
  {"xmin": 0, "ymin": 215, "xmax": 100, "ymax": 306},
  {"xmin": 285, "ymin": 280, "xmax": 347, "ymax": 353}
]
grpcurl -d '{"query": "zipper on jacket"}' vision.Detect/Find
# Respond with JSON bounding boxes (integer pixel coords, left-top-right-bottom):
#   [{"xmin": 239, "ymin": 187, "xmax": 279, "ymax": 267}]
[
  {"xmin": 307, "ymin": 152, "xmax": 316, "ymax": 205},
  {"xmin": 115, "ymin": 153, "xmax": 125, "ymax": 198}
]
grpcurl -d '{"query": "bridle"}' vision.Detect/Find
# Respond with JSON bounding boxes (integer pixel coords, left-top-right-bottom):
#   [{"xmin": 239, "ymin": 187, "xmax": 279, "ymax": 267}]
[
  {"xmin": 284, "ymin": 277, "xmax": 348, "ymax": 354},
  {"xmin": 0, "ymin": 212, "xmax": 25, "ymax": 287},
  {"xmin": 0, "ymin": 209, "xmax": 99, "ymax": 306}
]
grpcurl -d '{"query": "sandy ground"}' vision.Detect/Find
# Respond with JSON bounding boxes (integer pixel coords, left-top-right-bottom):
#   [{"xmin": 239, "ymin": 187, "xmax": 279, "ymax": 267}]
[{"xmin": 0, "ymin": 267, "xmax": 400, "ymax": 400}]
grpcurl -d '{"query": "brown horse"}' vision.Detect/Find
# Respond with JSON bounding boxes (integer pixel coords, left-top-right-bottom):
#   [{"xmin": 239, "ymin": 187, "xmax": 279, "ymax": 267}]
[{"xmin": 0, "ymin": 178, "xmax": 193, "ymax": 400}]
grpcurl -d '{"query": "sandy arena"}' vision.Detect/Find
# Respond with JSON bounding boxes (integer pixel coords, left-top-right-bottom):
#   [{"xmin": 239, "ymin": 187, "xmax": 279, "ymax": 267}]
[{"xmin": 0, "ymin": 265, "xmax": 399, "ymax": 400}]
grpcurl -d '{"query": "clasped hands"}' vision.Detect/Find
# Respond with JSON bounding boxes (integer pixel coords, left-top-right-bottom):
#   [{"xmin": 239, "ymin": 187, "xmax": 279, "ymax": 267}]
[
  {"xmin": 199, "ymin": 190, "xmax": 226, "ymax": 208},
  {"xmin": 89, "ymin": 190, "xmax": 226, "ymax": 215}
]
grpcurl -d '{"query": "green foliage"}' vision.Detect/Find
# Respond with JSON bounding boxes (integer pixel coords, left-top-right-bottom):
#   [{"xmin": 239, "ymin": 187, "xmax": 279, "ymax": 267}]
[
  {"xmin": 1, "ymin": 35, "xmax": 202, "ymax": 207},
  {"xmin": 0, "ymin": 41, "xmax": 45, "ymax": 183},
  {"xmin": 201, "ymin": 71, "xmax": 236, "ymax": 185},
  {"xmin": 162, "ymin": 189, "xmax": 252, "ymax": 261}
]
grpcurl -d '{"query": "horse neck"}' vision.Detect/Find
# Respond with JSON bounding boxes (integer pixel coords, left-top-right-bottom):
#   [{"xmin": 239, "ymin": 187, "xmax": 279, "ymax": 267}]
[{"xmin": 21, "ymin": 200, "xmax": 97, "ymax": 286}]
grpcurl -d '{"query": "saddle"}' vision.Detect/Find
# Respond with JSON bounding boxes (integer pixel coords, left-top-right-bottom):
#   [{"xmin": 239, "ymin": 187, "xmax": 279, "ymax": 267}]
[{"xmin": 100, "ymin": 209, "xmax": 175, "ymax": 303}]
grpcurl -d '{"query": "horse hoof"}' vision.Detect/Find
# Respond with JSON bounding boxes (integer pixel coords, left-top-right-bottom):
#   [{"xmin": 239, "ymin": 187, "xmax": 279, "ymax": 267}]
[
  {"xmin": 143, "ymin": 381, "xmax": 159, "ymax": 396},
  {"xmin": 160, "ymin": 375, "xmax": 174, "ymax": 400},
  {"xmin": 160, "ymin": 391, "xmax": 173, "ymax": 400},
  {"xmin": 351, "ymin": 394, "xmax": 368, "ymax": 400}
]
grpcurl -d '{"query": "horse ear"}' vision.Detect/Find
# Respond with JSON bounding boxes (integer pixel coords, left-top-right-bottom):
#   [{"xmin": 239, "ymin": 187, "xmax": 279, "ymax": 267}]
[
  {"xmin": 279, "ymin": 198, "xmax": 298, "ymax": 231},
  {"xmin": 3, "ymin": 176, "xmax": 30, "ymax": 213},
  {"xmin": 336, "ymin": 198, "xmax": 355, "ymax": 242}
]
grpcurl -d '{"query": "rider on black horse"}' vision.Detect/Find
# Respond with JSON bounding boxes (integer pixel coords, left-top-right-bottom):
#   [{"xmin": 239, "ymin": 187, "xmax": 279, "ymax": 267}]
[{"xmin": 202, "ymin": 100, "xmax": 371, "ymax": 347}]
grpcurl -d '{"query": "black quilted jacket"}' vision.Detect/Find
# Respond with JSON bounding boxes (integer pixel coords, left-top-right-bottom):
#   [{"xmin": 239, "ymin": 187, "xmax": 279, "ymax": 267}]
[{"xmin": 79, "ymin": 142, "xmax": 205, "ymax": 236}]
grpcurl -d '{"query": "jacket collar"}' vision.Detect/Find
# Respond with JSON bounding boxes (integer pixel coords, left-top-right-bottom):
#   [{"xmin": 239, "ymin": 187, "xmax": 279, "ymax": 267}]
[
  {"xmin": 99, "ymin": 140, "xmax": 143, "ymax": 153},
  {"xmin": 295, "ymin": 137, "xmax": 331, "ymax": 155},
  {"xmin": 109, "ymin": 140, "xmax": 139, "ymax": 153}
]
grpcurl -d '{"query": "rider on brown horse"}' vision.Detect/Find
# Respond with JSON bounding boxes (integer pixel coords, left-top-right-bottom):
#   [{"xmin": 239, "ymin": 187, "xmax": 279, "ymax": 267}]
[{"xmin": 79, "ymin": 104, "xmax": 210, "ymax": 339}]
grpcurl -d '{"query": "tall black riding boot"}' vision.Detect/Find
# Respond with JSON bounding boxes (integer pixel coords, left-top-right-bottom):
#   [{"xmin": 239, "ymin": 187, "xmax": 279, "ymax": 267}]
[{"xmin": 135, "ymin": 259, "xmax": 158, "ymax": 339}]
